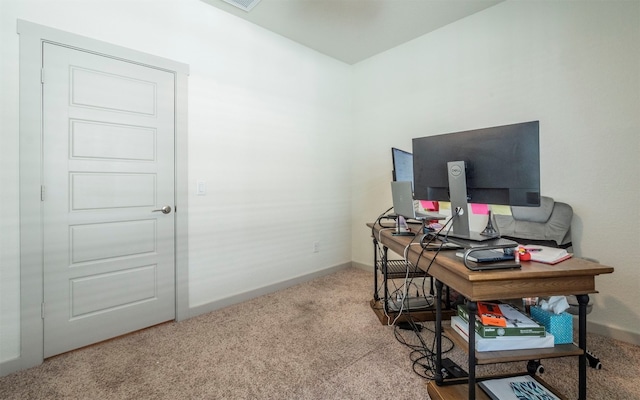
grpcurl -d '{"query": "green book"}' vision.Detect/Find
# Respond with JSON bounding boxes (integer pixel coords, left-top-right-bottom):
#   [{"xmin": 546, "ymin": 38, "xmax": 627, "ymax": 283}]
[{"xmin": 456, "ymin": 304, "xmax": 546, "ymax": 338}]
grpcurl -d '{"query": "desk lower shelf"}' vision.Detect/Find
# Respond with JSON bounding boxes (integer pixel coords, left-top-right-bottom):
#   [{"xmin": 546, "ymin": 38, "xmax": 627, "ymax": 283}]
[
  {"xmin": 369, "ymin": 299, "xmax": 456, "ymax": 325},
  {"xmin": 427, "ymin": 374, "xmax": 568, "ymax": 400},
  {"xmin": 377, "ymin": 259, "xmax": 428, "ymax": 279},
  {"xmin": 444, "ymin": 325, "xmax": 583, "ymax": 365}
]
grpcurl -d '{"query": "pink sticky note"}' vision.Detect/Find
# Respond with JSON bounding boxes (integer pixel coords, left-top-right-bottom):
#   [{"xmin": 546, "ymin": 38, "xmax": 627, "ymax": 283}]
[
  {"xmin": 419, "ymin": 200, "xmax": 439, "ymax": 211},
  {"xmin": 470, "ymin": 203, "xmax": 489, "ymax": 215}
]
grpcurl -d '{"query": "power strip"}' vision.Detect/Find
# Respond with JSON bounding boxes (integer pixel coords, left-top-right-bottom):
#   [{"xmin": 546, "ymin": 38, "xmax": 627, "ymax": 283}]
[
  {"xmin": 386, "ymin": 296, "xmax": 434, "ymax": 311},
  {"xmin": 441, "ymin": 358, "xmax": 468, "ymax": 379}
]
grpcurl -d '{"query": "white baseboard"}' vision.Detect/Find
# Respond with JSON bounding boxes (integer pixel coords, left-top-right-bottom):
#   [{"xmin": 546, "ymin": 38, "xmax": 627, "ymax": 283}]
[
  {"xmin": 0, "ymin": 355, "xmax": 25, "ymax": 378},
  {"xmin": 352, "ymin": 261, "xmax": 374, "ymax": 272},
  {"xmin": 187, "ymin": 262, "xmax": 352, "ymax": 319},
  {"xmin": 588, "ymin": 320, "xmax": 640, "ymax": 346}
]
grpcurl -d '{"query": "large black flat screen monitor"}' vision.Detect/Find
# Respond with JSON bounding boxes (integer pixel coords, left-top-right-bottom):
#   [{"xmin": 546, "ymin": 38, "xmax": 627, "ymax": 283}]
[{"xmin": 412, "ymin": 121, "xmax": 540, "ymax": 240}]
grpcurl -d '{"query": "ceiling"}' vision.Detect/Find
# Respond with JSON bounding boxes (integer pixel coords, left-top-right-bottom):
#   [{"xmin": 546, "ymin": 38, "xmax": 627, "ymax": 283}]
[{"xmin": 200, "ymin": 0, "xmax": 504, "ymax": 64}]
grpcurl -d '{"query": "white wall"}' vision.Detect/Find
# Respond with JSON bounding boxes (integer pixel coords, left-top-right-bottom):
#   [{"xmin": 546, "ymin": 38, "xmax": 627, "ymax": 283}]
[
  {"xmin": 352, "ymin": 1, "xmax": 640, "ymax": 343},
  {"xmin": 0, "ymin": 0, "xmax": 353, "ymax": 368},
  {"xmin": 2, "ymin": 0, "xmax": 639, "ymax": 374}
]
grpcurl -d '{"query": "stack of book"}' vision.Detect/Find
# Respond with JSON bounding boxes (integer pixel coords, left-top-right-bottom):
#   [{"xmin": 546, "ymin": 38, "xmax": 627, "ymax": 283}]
[{"xmin": 451, "ymin": 303, "xmax": 554, "ymax": 352}]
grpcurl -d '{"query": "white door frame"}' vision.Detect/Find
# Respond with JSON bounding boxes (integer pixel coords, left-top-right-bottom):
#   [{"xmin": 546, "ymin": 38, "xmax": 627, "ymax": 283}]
[{"xmin": 16, "ymin": 20, "xmax": 189, "ymax": 372}]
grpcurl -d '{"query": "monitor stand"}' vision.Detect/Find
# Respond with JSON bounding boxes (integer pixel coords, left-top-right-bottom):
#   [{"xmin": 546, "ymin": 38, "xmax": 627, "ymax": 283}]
[
  {"xmin": 481, "ymin": 210, "xmax": 499, "ymax": 237},
  {"xmin": 446, "ymin": 161, "xmax": 499, "ymax": 242},
  {"xmin": 392, "ymin": 215, "xmax": 415, "ymax": 236}
]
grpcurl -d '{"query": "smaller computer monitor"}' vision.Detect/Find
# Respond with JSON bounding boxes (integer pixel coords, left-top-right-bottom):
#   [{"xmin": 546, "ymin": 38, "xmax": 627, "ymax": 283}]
[{"xmin": 391, "ymin": 147, "xmax": 413, "ymax": 188}]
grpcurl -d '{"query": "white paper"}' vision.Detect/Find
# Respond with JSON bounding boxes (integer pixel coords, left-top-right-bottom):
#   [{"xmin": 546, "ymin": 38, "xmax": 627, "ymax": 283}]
[
  {"xmin": 524, "ymin": 245, "xmax": 569, "ymax": 264},
  {"xmin": 539, "ymin": 296, "xmax": 570, "ymax": 314}
]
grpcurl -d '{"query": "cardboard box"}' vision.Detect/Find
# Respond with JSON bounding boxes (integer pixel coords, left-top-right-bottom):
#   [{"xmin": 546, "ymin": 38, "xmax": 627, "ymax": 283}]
[{"xmin": 530, "ymin": 306, "xmax": 573, "ymax": 344}]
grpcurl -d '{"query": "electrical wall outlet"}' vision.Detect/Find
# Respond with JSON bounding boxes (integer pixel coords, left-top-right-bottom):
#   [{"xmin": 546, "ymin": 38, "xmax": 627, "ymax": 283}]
[{"xmin": 313, "ymin": 241, "xmax": 320, "ymax": 253}]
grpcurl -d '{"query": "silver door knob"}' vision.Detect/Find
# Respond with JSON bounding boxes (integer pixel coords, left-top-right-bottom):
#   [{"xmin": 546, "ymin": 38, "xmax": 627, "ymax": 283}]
[{"xmin": 152, "ymin": 205, "xmax": 172, "ymax": 214}]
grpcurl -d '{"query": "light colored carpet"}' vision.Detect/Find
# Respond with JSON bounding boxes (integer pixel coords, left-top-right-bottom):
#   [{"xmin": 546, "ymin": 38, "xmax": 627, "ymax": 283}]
[{"xmin": 1, "ymin": 267, "xmax": 639, "ymax": 399}]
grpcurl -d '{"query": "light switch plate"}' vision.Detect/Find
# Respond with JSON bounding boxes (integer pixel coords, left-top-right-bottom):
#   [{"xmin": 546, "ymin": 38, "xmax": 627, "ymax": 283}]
[{"xmin": 196, "ymin": 181, "xmax": 206, "ymax": 195}]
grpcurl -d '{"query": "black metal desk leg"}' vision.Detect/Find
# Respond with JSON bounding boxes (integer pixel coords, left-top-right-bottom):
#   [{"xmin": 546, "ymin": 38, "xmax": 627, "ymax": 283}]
[
  {"xmin": 467, "ymin": 301, "xmax": 477, "ymax": 400},
  {"xmin": 577, "ymin": 294, "xmax": 589, "ymax": 400},
  {"xmin": 434, "ymin": 279, "xmax": 444, "ymax": 385},
  {"xmin": 382, "ymin": 246, "xmax": 390, "ymax": 313},
  {"xmin": 373, "ymin": 238, "xmax": 379, "ymax": 301}
]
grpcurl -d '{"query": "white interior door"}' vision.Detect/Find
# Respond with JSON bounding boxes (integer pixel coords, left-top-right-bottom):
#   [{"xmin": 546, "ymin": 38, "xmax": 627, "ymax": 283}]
[{"xmin": 42, "ymin": 42, "xmax": 176, "ymax": 357}]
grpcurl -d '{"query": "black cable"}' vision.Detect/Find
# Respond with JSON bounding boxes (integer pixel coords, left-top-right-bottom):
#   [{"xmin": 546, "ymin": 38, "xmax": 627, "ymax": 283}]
[
  {"xmin": 393, "ymin": 220, "xmax": 435, "ymax": 319},
  {"xmin": 392, "ymin": 318, "xmax": 455, "ymax": 380},
  {"xmin": 381, "ymin": 215, "xmax": 451, "ymax": 329},
  {"xmin": 372, "ymin": 205, "xmax": 396, "ymax": 306},
  {"xmin": 375, "ymin": 206, "xmax": 461, "ymax": 379},
  {"xmin": 371, "ymin": 206, "xmax": 394, "ymax": 238},
  {"xmin": 393, "ymin": 211, "xmax": 462, "ymax": 379},
  {"xmin": 416, "ymin": 207, "xmax": 461, "ymax": 277},
  {"xmin": 415, "ymin": 220, "xmax": 454, "ymax": 277}
]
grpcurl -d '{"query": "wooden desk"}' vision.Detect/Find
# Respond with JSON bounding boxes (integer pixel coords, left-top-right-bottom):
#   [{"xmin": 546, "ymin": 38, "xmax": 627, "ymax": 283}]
[{"xmin": 368, "ymin": 222, "xmax": 614, "ymax": 400}]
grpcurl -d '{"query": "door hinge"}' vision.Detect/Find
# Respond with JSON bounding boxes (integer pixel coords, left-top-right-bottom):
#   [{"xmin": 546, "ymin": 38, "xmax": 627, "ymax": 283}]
[
  {"xmin": 41, "ymin": 68, "xmax": 45, "ymax": 84},
  {"xmin": 41, "ymin": 185, "xmax": 45, "ymax": 201},
  {"xmin": 41, "ymin": 302, "xmax": 45, "ymax": 319}
]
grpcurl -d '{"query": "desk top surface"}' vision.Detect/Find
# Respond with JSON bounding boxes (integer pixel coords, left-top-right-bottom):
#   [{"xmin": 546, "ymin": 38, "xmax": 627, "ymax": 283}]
[{"xmin": 368, "ymin": 222, "xmax": 614, "ymax": 301}]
